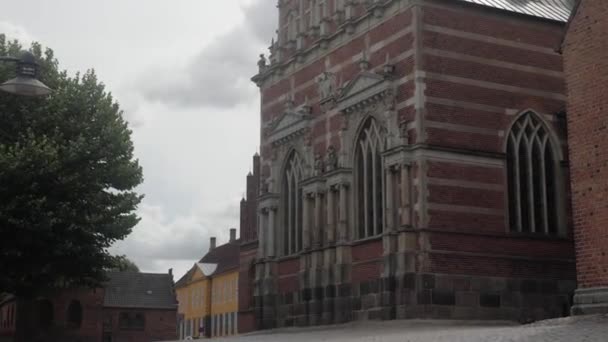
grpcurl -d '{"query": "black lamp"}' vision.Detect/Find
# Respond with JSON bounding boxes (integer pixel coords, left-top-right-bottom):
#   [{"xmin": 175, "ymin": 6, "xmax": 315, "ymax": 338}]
[{"xmin": 0, "ymin": 51, "xmax": 53, "ymax": 97}]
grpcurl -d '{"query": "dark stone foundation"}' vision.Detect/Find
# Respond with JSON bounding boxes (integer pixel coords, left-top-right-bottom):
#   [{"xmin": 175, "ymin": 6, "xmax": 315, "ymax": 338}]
[
  {"xmin": 257, "ymin": 273, "xmax": 576, "ymax": 329},
  {"xmin": 571, "ymin": 287, "xmax": 608, "ymax": 315}
]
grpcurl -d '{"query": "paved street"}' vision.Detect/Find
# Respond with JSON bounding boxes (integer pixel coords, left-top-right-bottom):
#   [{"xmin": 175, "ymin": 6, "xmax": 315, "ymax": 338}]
[{"xmin": 171, "ymin": 315, "xmax": 608, "ymax": 341}]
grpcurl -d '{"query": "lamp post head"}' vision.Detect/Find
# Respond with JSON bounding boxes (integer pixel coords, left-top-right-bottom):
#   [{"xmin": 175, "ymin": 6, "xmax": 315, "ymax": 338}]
[{"xmin": 0, "ymin": 51, "xmax": 53, "ymax": 97}]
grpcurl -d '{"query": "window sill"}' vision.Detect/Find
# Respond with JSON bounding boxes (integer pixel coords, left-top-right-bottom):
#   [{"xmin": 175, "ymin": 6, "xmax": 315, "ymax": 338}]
[
  {"xmin": 352, "ymin": 235, "xmax": 383, "ymax": 246},
  {"xmin": 274, "ymin": 254, "xmax": 301, "ymax": 263},
  {"xmin": 507, "ymin": 231, "xmax": 572, "ymax": 241},
  {"xmin": 415, "ymin": 227, "xmax": 573, "ymax": 242}
]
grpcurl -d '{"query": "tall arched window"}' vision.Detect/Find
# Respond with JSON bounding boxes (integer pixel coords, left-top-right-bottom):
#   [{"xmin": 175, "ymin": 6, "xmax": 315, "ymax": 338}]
[
  {"xmin": 283, "ymin": 151, "xmax": 304, "ymax": 255},
  {"xmin": 507, "ymin": 112, "xmax": 561, "ymax": 235},
  {"xmin": 67, "ymin": 300, "xmax": 83, "ymax": 329},
  {"xmin": 355, "ymin": 118, "xmax": 385, "ymax": 239}
]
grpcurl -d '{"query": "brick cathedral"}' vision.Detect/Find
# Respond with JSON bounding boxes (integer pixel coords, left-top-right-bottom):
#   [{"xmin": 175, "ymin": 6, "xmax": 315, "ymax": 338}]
[{"xmin": 238, "ymin": 0, "xmax": 584, "ymax": 332}]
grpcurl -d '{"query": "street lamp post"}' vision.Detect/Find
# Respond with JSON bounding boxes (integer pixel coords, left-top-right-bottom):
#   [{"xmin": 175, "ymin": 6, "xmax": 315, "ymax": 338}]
[{"xmin": 0, "ymin": 51, "xmax": 53, "ymax": 97}]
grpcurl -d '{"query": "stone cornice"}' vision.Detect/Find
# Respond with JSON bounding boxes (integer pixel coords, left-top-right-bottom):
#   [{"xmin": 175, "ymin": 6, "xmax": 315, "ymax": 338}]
[
  {"xmin": 252, "ymin": 0, "xmax": 413, "ymax": 88},
  {"xmin": 338, "ymin": 73, "xmax": 394, "ymax": 113},
  {"xmin": 266, "ymin": 104, "xmax": 313, "ymax": 146}
]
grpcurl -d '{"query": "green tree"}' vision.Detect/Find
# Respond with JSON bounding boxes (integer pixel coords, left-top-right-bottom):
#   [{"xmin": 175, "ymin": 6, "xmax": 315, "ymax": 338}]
[
  {"xmin": 0, "ymin": 35, "xmax": 143, "ymax": 340},
  {"xmin": 111, "ymin": 255, "xmax": 140, "ymax": 272}
]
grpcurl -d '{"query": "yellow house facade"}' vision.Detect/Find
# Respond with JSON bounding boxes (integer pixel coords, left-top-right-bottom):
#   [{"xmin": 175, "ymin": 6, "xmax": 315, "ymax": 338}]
[
  {"xmin": 209, "ymin": 270, "xmax": 238, "ymax": 338},
  {"xmin": 175, "ymin": 265, "xmax": 210, "ymax": 338},
  {"xmin": 176, "ymin": 229, "xmax": 240, "ymax": 339}
]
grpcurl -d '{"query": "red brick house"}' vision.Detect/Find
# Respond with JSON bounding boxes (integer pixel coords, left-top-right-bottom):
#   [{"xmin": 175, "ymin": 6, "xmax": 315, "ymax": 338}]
[
  {"xmin": 563, "ymin": 0, "xmax": 608, "ymax": 315},
  {"xmin": 243, "ymin": 0, "xmax": 577, "ymax": 330},
  {"xmin": 0, "ymin": 272, "xmax": 177, "ymax": 342},
  {"xmin": 102, "ymin": 272, "xmax": 177, "ymax": 342}
]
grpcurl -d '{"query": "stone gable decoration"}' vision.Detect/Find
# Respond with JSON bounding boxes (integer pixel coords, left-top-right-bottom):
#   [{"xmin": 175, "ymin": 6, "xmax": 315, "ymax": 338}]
[
  {"xmin": 314, "ymin": 153, "xmax": 325, "ymax": 176},
  {"xmin": 267, "ymin": 98, "xmax": 313, "ymax": 146},
  {"xmin": 337, "ymin": 63, "xmax": 395, "ymax": 114},
  {"xmin": 334, "ymin": 57, "xmax": 400, "ymax": 164},
  {"xmin": 317, "ymin": 71, "xmax": 338, "ymax": 100},
  {"xmin": 325, "ymin": 145, "xmax": 338, "ymax": 171}
]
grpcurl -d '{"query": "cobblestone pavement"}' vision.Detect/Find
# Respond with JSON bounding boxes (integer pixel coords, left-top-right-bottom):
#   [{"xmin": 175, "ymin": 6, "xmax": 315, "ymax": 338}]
[{"xmin": 172, "ymin": 315, "xmax": 608, "ymax": 341}]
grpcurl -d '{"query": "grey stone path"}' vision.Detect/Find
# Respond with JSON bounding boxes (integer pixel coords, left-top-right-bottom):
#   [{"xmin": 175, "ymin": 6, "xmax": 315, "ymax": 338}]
[{"xmin": 170, "ymin": 315, "xmax": 608, "ymax": 341}]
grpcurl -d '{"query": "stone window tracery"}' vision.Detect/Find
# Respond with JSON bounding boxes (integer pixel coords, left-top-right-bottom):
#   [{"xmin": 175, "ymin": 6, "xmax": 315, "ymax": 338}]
[
  {"xmin": 507, "ymin": 112, "xmax": 561, "ymax": 235},
  {"xmin": 282, "ymin": 151, "xmax": 304, "ymax": 255},
  {"xmin": 355, "ymin": 117, "xmax": 385, "ymax": 239}
]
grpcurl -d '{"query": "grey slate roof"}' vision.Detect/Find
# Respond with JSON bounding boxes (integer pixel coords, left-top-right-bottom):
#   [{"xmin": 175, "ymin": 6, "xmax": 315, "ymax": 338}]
[
  {"xmin": 457, "ymin": 0, "xmax": 575, "ymax": 22},
  {"xmin": 103, "ymin": 272, "xmax": 177, "ymax": 310},
  {"xmin": 198, "ymin": 240, "xmax": 240, "ymax": 276}
]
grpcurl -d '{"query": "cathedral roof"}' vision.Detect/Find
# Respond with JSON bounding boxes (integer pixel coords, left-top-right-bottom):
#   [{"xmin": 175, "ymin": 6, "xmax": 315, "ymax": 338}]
[{"xmin": 457, "ymin": 0, "xmax": 575, "ymax": 22}]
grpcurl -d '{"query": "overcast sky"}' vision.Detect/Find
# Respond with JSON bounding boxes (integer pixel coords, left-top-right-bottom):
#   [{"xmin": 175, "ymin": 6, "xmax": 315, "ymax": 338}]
[{"xmin": 0, "ymin": 0, "xmax": 277, "ymax": 279}]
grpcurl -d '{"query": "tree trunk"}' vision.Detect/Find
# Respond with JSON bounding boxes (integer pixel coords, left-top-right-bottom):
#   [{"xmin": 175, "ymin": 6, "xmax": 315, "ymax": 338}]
[{"xmin": 14, "ymin": 298, "xmax": 35, "ymax": 342}]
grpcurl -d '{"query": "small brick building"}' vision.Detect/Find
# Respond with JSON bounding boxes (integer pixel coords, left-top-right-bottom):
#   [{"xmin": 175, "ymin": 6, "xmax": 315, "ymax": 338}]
[
  {"xmin": 563, "ymin": 0, "xmax": 608, "ymax": 315},
  {"xmin": 244, "ymin": 0, "xmax": 578, "ymax": 330},
  {"xmin": 0, "ymin": 272, "xmax": 177, "ymax": 342}
]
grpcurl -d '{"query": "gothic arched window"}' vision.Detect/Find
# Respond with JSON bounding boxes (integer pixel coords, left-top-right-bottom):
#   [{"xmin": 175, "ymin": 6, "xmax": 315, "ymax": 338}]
[
  {"xmin": 507, "ymin": 112, "xmax": 561, "ymax": 235},
  {"xmin": 283, "ymin": 151, "xmax": 304, "ymax": 255},
  {"xmin": 355, "ymin": 118, "xmax": 385, "ymax": 239}
]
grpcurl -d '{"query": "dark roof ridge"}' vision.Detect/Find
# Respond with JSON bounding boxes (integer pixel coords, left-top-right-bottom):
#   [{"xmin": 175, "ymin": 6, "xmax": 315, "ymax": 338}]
[
  {"xmin": 198, "ymin": 239, "xmax": 240, "ymax": 276},
  {"xmin": 103, "ymin": 272, "xmax": 177, "ymax": 310},
  {"xmin": 450, "ymin": 0, "xmax": 575, "ymax": 22}
]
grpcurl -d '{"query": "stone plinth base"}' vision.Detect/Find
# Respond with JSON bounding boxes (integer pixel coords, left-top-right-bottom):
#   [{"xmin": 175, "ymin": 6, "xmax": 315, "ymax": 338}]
[{"xmin": 572, "ymin": 287, "xmax": 608, "ymax": 315}]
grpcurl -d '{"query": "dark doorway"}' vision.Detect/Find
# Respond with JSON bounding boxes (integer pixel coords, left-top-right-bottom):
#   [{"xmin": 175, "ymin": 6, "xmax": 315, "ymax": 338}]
[
  {"xmin": 67, "ymin": 300, "xmax": 83, "ymax": 329},
  {"xmin": 37, "ymin": 299, "xmax": 54, "ymax": 330}
]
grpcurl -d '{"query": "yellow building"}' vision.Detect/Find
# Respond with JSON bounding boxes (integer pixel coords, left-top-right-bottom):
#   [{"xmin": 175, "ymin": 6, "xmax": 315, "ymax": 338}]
[{"xmin": 176, "ymin": 229, "xmax": 240, "ymax": 339}]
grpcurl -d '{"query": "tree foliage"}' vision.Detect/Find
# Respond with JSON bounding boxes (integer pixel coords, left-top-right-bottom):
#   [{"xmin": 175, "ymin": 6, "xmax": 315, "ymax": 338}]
[
  {"xmin": 110, "ymin": 255, "xmax": 140, "ymax": 273},
  {"xmin": 0, "ymin": 35, "xmax": 143, "ymax": 297}
]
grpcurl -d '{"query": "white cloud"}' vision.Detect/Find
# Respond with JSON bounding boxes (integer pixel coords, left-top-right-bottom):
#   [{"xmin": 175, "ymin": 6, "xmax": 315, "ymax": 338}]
[
  {"xmin": 1, "ymin": 0, "xmax": 275, "ymax": 276},
  {"xmin": 0, "ymin": 21, "xmax": 35, "ymax": 46},
  {"xmin": 136, "ymin": 0, "xmax": 277, "ymax": 109},
  {"xmin": 110, "ymin": 203, "xmax": 237, "ymax": 279}
]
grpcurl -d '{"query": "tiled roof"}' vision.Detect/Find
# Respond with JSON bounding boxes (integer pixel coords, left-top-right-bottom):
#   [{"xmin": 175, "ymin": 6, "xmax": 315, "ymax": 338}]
[
  {"xmin": 457, "ymin": 0, "xmax": 575, "ymax": 22},
  {"xmin": 103, "ymin": 272, "xmax": 177, "ymax": 310},
  {"xmin": 198, "ymin": 240, "xmax": 240, "ymax": 276}
]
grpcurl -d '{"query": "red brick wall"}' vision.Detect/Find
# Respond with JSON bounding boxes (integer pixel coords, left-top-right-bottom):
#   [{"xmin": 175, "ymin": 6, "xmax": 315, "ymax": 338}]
[
  {"xmin": 103, "ymin": 308, "xmax": 177, "ymax": 342},
  {"xmin": 429, "ymin": 253, "xmax": 576, "ymax": 280},
  {"xmin": 50, "ymin": 288, "xmax": 105, "ymax": 341},
  {"xmin": 0, "ymin": 289, "xmax": 105, "ymax": 342},
  {"xmin": 352, "ymin": 239, "xmax": 383, "ymax": 283},
  {"xmin": 255, "ymin": 0, "xmax": 577, "ymax": 306},
  {"xmin": 418, "ymin": 2, "xmax": 573, "ymax": 275},
  {"xmin": 564, "ymin": 0, "xmax": 608, "ymax": 289},
  {"xmin": 277, "ymin": 259, "xmax": 300, "ymax": 295}
]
